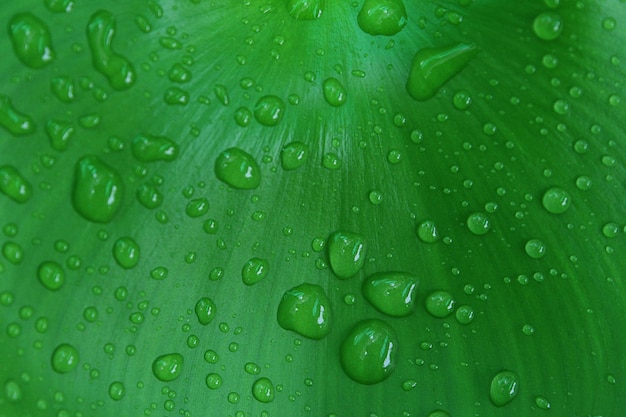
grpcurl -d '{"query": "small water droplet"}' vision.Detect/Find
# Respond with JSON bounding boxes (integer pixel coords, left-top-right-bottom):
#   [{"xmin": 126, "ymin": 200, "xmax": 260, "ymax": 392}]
[
  {"xmin": 322, "ymin": 78, "xmax": 347, "ymax": 107},
  {"xmin": 467, "ymin": 212, "xmax": 491, "ymax": 235},
  {"xmin": 38, "ymin": 261, "xmax": 65, "ymax": 290},
  {"xmin": 0, "ymin": 95, "xmax": 36, "ymax": 136},
  {"xmin": 242, "ymin": 257, "xmax": 269, "ymax": 286},
  {"xmin": 195, "ymin": 297, "xmax": 216, "ymax": 325},
  {"xmin": 542, "ymin": 187, "xmax": 571, "ymax": 214},
  {"xmin": 525, "ymin": 239, "xmax": 547, "ymax": 259},
  {"xmin": 254, "ymin": 95, "xmax": 285, "ymax": 126},
  {"xmin": 205, "ymin": 373, "xmax": 222, "ymax": 389},
  {"xmin": 108, "ymin": 381, "xmax": 125, "ymax": 401},
  {"xmin": 533, "ymin": 12, "xmax": 563, "ymax": 40},
  {"xmin": 287, "ymin": 0, "xmax": 323, "ymax": 20},
  {"xmin": 252, "ymin": 377, "xmax": 275, "ymax": 403},
  {"xmin": 281, "ymin": 141, "xmax": 308, "ymax": 170},
  {"xmin": 112, "ymin": 237, "xmax": 140, "ymax": 269},
  {"xmin": 9, "ymin": 13, "xmax": 55, "ymax": 68},
  {"xmin": 416, "ymin": 220, "xmax": 440, "ymax": 243},
  {"xmin": 425, "ymin": 290, "xmax": 455, "ymax": 318}
]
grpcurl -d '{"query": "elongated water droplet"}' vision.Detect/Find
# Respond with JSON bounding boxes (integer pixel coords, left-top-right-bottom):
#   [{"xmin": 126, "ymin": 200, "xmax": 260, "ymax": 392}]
[
  {"xmin": 287, "ymin": 0, "xmax": 323, "ymax": 20},
  {"xmin": 0, "ymin": 165, "xmax": 32, "ymax": 203},
  {"xmin": 357, "ymin": 0, "xmax": 407, "ymax": 36},
  {"xmin": 51, "ymin": 76, "xmax": 76, "ymax": 103},
  {"xmin": 9, "ymin": 13, "xmax": 55, "ymax": 68},
  {"xmin": 51, "ymin": 344, "xmax": 79, "ymax": 373},
  {"xmin": 328, "ymin": 231, "xmax": 366, "ymax": 279},
  {"xmin": 113, "ymin": 237, "xmax": 140, "ymax": 269},
  {"xmin": 152, "ymin": 353, "xmax": 184, "ymax": 381},
  {"xmin": 254, "ymin": 95, "xmax": 285, "ymax": 126},
  {"xmin": 362, "ymin": 272, "xmax": 418, "ymax": 317},
  {"xmin": 72, "ymin": 156, "xmax": 124, "ymax": 223},
  {"xmin": 406, "ymin": 43, "xmax": 477, "ymax": 101},
  {"xmin": 340, "ymin": 319, "xmax": 398, "ymax": 384},
  {"xmin": 87, "ymin": 10, "xmax": 137, "ymax": 90},
  {"xmin": 0, "ymin": 95, "xmax": 36, "ymax": 136},
  {"xmin": 252, "ymin": 377, "xmax": 275, "ymax": 403},
  {"xmin": 277, "ymin": 283, "xmax": 331, "ymax": 340},
  {"xmin": 164, "ymin": 87, "xmax": 189, "ymax": 105},
  {"xmin": 242, "ymin": 257, "xmax": 269, "ymax": 286},
  {"xmin": 132, "ymin": 134, "xmax": 179, "ymax": 162},
  {"xmin": 195, "ymin": 297, "xmax": 217, "ymax": 325},
  {"xmin": 280, "ymin": 141, "xmax": 308, "ymax": 170},
  {"xmin": 322, "ymin": 78, "xmax": 347, "ymax": 107},
  {"xmin": 46, "ymin": 120, "xmax": 75, "ymax": 151},
  {"xmin": 215, "ymin": 147, "xmax": 261, "ymax": 189},
  {"xmin": 490, "ymin": 370, "xmax": 519, "ymax": 406}
]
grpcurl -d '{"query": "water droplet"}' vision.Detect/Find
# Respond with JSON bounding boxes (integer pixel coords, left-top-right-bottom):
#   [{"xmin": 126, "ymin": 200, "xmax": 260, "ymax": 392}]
[
  {"xmin": 244, "ymin": 362, "xmax": 261, "ymax": 375},
  {"xmin": 249, "ymin": 377, "xmax": 275, "ymax": 403},
  {"xmin": 132, "ymin": 134, "xmax": 179, "ymax": 162},
  {"xmin": 542, "ymin": 187, "xmax": 571, "ymax": 214},
  {"xmin": 534, "ymin": 395, "xmax": 551, "ymax": 410},
  {"xmin": 327, "ymin": 231, "xmax": 366, "ymax": 279},
  {"xmin": 453, "ymin": 90, "xmax": 472, "ymax": 110},
  {"xmin": 112, "ymin": 237, "xmax": 140, "ymax": 269},
  {"xmin": 0, "ymin": 165, "xmax": 32, "ymax": 203},
  {"xmin": 533, "ymin": 12, "xmax": 563, "ymax": 41},
  {"xmin": 152, "ymin": 353, "xmax": 184, "ymax": 382},
  {"xmin": 362, "ymin": 272, "xmax": 418, "ymax": 317},
  {"xmin": 44, "ymin": 0, "xmax": 75, "ymax": 13},
  {"xmin": 136, "ymin": 184, "xmax": 163, "ymax": 209},
  {"xmin": 72, "ymin": 156, "xmax": 124, "ymax": 223},
  {"xmin": 287, "ymin": 0, "xmax": 323, "ymax": 20},
  {"xmin": 368, "ymin": 190, "xmax": 384, "ymax": 205},
  {"xmin": 87, "ymin": 10, "xmax": 136, "ymax": 90},
  {"xmin": 340, "ymin": 319, "xmax": 398, "ymax": 385},
  {"xmin": 406, "ymin": 43, "xmax": 477, "ymax": 101},
  {"xmin": 0, "ymin": 95, "xmax": 36, "ymax": 136},
  {"xmin": 205, "ymin": 373, "xmax": 222, "ymax": 389},
  {"xmin": 46, "ymin": 120, "xmax": 75, "ymax": 151},
  {"xmin": 51, "ymin": 344, "xmax": 79, "ymax": 373},
  {"xmin": 227, "ymin": 392, "xmax": 240, "ymax": 404},
  {"xmin": 4, "ymin": 379, "xmax": 22, "ymax": 402},
  {"xmin": 150, "ymin": 266, "xmax": 168, "ymax": 280},
  {"xmin": 38, "ymin": 261, "xmax": 65, "ymax": 290},
  {"xmin": 254, "ymin": 95, "xmax": 285, "ymax": 126},
  {"xmin": 215, "ymin": 147, "xmax": 261, "ymax": 190},
  {"xmin": 280, "ymin": 141, "xmax": 308, "ymax": 170},
  {"xmin": 602, "ymin": 17, "xmax": 616, "ymax": 31},
  {"xmin": 575, "ymin": 175, "xmax": 592, "ymax": 191},
  {"xmin": 525, "ymin": 239, "xmax": 547, "ymax": 259},
  {"xmin": 242, "ymin": 257, "xmax": 269, "ymax": 286},
  {"xmin": 204, "ymin": 350, "xmax": 219, "ymax": 364},
  {"xmin": 455, "ymin": 305, "xmax": 475, "ymax": 324},
  {"xmin": 425, "ymin": 290, "xmax": 455, "ymax": 318},
  {"xmin": 553, "ymin": 99, "xmax": 570, "ymax": 115},
  {"xmin": 357, "ymin": 0, "xmax": 407, "ymax": 36},
  {"xmin": 9, "ymin": 13, "xmax": 55, "ymax": 68},
  {"xmin": 168, "ymin": 63, "xmax": 192, "ymax": 83},
  {"xmin": 185, "ymin": 198, "xmax": 209, "ymax": 218},
  {"xmin": 602, "ymin": 222, "xmax": 619, "ymax": 238},
  {"xmin": 214, "ymin": 84, "xmax": 229, "ymax": 105},
  {"xmin": 195, "ymin": 297, "xmax": 216, "ymax": 325},
  {"xmin": 322, "ymin": 78, "xmax": 347, "ymax": 107},
  {"xmin": 490, "ymin": 370, "xmax": 519, "ymax": 406},
  {"xmin": 51, "ymin": 76, "xmax": 76, "ymax": 103},
  {"xmin": 234, "ymin": 107, "xmax": 252, "ymax": 127},
  {"xmin": 277, "ymin": 283, "xmax": 331, "ymax": 340},
  {"xmin": 467, "ymin": 212, "xmax": 491, "ymax": 235},
  {"xmin": 83, "ymin": 306, "xmax": 99, "ymax": 322},
  {"xmin": 416, "ymin": 220, "xmax": 440, "ymax": 243},
  {"xmin": 108, "ymin": 381, "xmax": 125, "ymax": 401},
  {"xmin": 2, "ymin": 241, "xmax": 23, "ymax": 265},
  {"xmin": 322, "ymin": 152, "xmax": 342, "ymax": 170},
  {"xmin": 428, "ymin": 411, "xmax": 451, "ymax": 417},
  {"xmin": 164, "ymin": 87, "xmax": 189, "ymax": 105}
]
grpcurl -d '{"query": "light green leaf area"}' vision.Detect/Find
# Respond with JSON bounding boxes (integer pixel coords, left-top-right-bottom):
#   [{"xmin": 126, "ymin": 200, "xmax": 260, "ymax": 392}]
[{"xmin": 0, "ymin": 0, "xmax": 624, "ymax": 416}]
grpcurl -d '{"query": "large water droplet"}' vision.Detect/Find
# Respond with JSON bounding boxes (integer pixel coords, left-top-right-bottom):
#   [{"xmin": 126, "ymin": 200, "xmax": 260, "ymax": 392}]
[
  {"xmin": 277, "ymin": 283, "xmax": 331, "ymax": 340},
  {"xmin": 87, "ymin": 10, "xmax": 137, "ymax": 90},
  {"xmin": 0, "ymin": 95, "xmax": 36, "ymax": 136},
  {"xmin": 131, "ymin": 134, "xmax": 179, "ymax": 162},
  {"xmin": 252, "ymin": 377, "xmax": 275, "ymax": 403},
  {"xmin": 340, "ymin": 319, "xmax": 398, "ymax": 384},
  {"xmin": 490, "ymin": 370, "xmax": 519, "ymax": 406},
  {"xmin": 533, "ymin": 12, "xmax": 563, "ymax": 41},
  {"xmin": 195, "ymin": 297, "xmax": 217, "ymax": 325},
  {"xmin": 254, "ymin": 95, "xmax": 285, "ymax": 126},
  {"xmin": 152, "ymin": 353, "xmax": 184, "ymax": 381},
  {"xmin": 205, "ymin": 373, "xmax": 222, "ymax": 389},
  {"xmin": 215, "ymin": 147, "xmax": 261, "ymax": 189},
  {"xmin": 357, "ymin": 0, "xmax": 407, "ymax": 36},
  {"xmin": 51, "ymin": 343, "xmax": 79, "ymax": 373},
  {"xmin": 9, "ymin": 13, "xmax": 55, "ymax": 68},
  {"xmin": 38, "ymin": 261, "xmax": 65, "ymax": 291},
  {"xmin": 112, "ymin": 237, "xmax": 140, "ymax": 269},
  {"xmin": 108, "ymin": 381, "xmax": 125, "ymax": 401},
  {"xmin": 542, "ymin": 187, "xmax": 571, "ymax": 214},
  {"xmin": 0, "ymin": 165, "xmax": 32, "ymax": 203},
  {"xmin": 362, "ymin": 272, "xmax": 418, "ymax": 317},
  {"xmin": 72, "ymin": 156, "xmax": 124, "ymax": 223},
  {"xmin": 322, "ymin": 78, "xmax": 347, "ymax": 107},
  {"xmin": 327, "ymin": 231, "xmax": 366, "ymax": 279},
  {"xmin": 406, "ymin": 43, "xmax": 477, "ymax": 101}
]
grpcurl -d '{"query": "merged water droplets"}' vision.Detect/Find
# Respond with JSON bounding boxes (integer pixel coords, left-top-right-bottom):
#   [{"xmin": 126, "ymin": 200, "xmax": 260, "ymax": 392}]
[
  {"xmin": 0, "ymin": 165, "xmax": 32, "ymax": 203},
  {"xmin": 8, "ymin": 13, "xmax": 55, "ymax": 68},
  {"xmin": 72, "ymin": 156, "xmax": 124, "ymax": 223},
  {"xmin": 277, "ymin": 283, "xmax": 332, "ymax": 340},
  {"xmin": 152, "ymin": 353, "xmax": 184, "ymax": 382}
]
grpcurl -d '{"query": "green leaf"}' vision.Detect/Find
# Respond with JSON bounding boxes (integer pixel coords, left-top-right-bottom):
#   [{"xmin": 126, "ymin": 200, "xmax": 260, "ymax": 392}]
[{"xmin": 0, "ymin": 0, "xmax": 625, "ymax": 416}]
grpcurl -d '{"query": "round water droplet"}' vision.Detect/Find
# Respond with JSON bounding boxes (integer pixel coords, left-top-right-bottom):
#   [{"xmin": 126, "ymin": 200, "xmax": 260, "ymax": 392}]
[
  {"xmin": 205, "ymin": 373, "xmax": 222, "ymax": 389},
  {"xmin": 185, "ymin": 198, "xmax": 209, "ymax": 218},
  {"xmin": 72, "ymin": 156, "xmax": 124, "ymax": 223},
  {"xmin": 215, "ymin": 147, "xmax": 261, "ymax": 190},
  {"xmin": 553, "ymin": 99, "xmax": 569, "ymax": 115},
  {"xmin": 195, "ymin": 297, "xmax": 217, "ymax": 325},
  {"xmin": 340, "ymin": 319, "xmax": 398, "ymax": 385},
  {"xmin": 525, "ymin": 239, "xmax": 546, "ymax": 259},
  {"xmin": 357, "ymin": 0, "xmax": 407, "ymax": 36},
  {"xmin": 131, "ymin": 134, "xmax": 179, "ymax": 162},
  {"xmin": 38, "ymin": 261, "xmax": 65, "ymax": 290},
  {"xmin": 416, "ymin": 220, "xmax": 440, "ymax": 243},
  {"xmin": 425, "ymin": 291, "xmax": 455, "ymax": 318},
  {"xmin": 0, "ymin": 165, "xmax": 32, "ymax": 203},
  {"xmin": 112, "ymin": 237, "xmax": 140, "ymax": 269},
  {"xmin": 533, "ymin": 12, "xmax": 563, "ymax": 40},
  {"xmin": 453, "ymin": 90, "xmax": 472, "ymax": 110},
  {"xmin": 368, "ymin": 190, "xmax": 383, "ymax": 205},
  {"xmin": 467, "ymin": 212, "xmax": 491, "ymax": 235},
  {"xmin": 108, "ymin": 381, "xmax": 125, "ymax": 401},
  {"xmin": 242, "ymin": 257, "xmax": 269, "ymax": 286},
  {"xmin": 254, "ymin": 95, "xmax": 285, "ymax": 126},
  {"xmin": 490, "ymin": 370, "xmax": 519, "ymax": 406},
  {"xmin": 51, "ymin": 343, "xmax": 79, "ymax": 373},
  {"xmin": 362, "ymin": 272, "xmax": 418, "ymax": 317},
  {"xmin": 280, "ymin": 141, "xmax": 308, "ymax": 170},
  {"xmin": 327, "ymin": 231, "xmax": 366, "ymax": 279},
  {"xmin": 322, "ymin": 78, "xmax": 347, "ymax": 107},
  {"xmin": 152, "ymin": 353, "xmax": 184, "ymax": 382},
  {"xmin": 9, "ymin": 13, "xmax": 55, "ymax": 68},
  {"xmin": 542, "ymin": 187, "xmax": 571, "ymax": 214},
  {"xmin": 277, "ymin": 283, "xmax": 331, "ymax": 340},
  {"xmin": 252, "ymin": 377, "xmax": 275, "ymax": 403}
]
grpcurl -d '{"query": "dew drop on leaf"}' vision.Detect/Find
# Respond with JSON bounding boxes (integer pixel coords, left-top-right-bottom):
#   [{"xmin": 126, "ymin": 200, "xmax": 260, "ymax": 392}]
[
  {"xmin": 277, "ymin": 283, "xmax": 332, "ymax": 340},
  {"xmin": 51, "ymin": 343, "xmax": 79, "ymax": 374},
  {"xmin": 112, "ymin": 237, "xmax": 140, "ymax": 269},
  {"xmin": 362, "ymin": 272, "xmax": 418, "ymax": 317},
  {"xmin": 489, "ymin": 370, "xmax": 520, "ymax": 406},
  {"xmin": 8, "ymin": 13, "xmax": 55, "ymax": 69},
  {"xmin": 357, "ymin": 0, "xmax": 407, "ymax": 36},
  {"xmin": 215, "ymin": 147, "xmax": 261, "ymax": 190},
  {"xmin": 327, "ymin": 231, "xmax": 366, "ymax": 279},
  {"xmin": 72, "ymin": 156, "xmax": 124, "ymax": 223},
  {"xmin": 152, "ymin": 353, "xmax": 184, "ymax": 382},
  {"xmin": 425, "ymin": 290, "xmax": 455, "ymax": 318}
]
